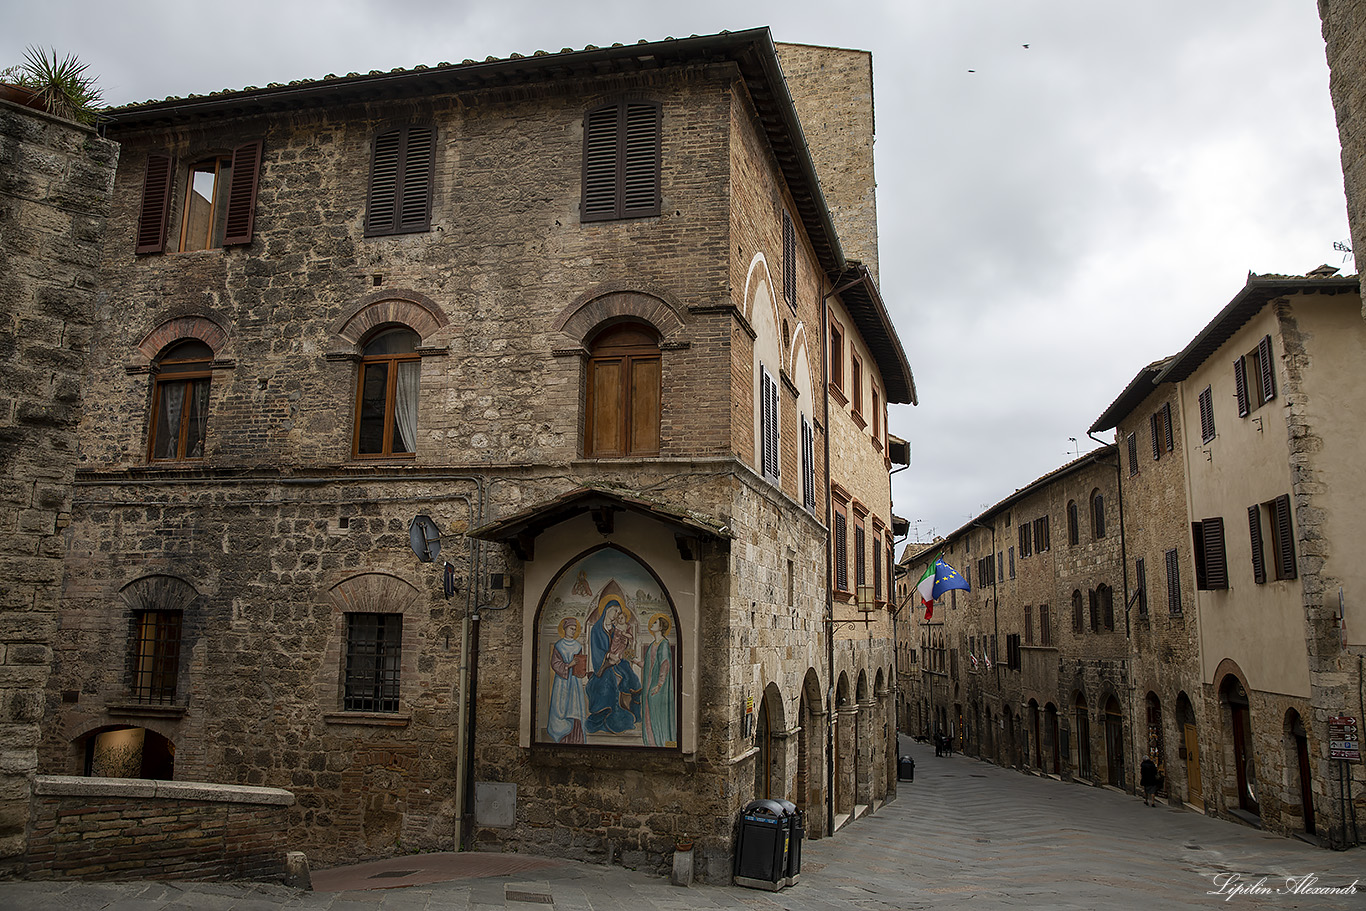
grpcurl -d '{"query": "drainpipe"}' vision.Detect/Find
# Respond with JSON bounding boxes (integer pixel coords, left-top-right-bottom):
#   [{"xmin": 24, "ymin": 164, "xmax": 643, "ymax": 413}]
[{"xmin": 821, "ymin": 285, "xmax": 836, "ymax": 838}]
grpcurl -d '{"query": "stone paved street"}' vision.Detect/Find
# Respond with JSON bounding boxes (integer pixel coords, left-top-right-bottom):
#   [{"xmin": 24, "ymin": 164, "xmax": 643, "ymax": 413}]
[{"xmin": 2, "ymin": 737, "xmax": 1360, "ymax": 910}]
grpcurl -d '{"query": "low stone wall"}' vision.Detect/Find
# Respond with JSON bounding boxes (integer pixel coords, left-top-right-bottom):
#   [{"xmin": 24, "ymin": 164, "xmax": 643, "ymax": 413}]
[{"xmin": 24, "ymin": 776, "xmax": 295, "ymax": 882}]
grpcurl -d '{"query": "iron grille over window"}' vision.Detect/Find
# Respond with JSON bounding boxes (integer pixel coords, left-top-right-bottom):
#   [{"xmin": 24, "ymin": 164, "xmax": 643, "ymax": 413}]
[
  {"xmin": 345, "ymin": 613, "xmax": 402, "ymax": 712},
  {"xmin": 582, "ymin": 102, "xmax": 661, "ymax": 221},
  {"xmin": 131, "ymin": 610, "xmax": 182, "ymax": 704}
]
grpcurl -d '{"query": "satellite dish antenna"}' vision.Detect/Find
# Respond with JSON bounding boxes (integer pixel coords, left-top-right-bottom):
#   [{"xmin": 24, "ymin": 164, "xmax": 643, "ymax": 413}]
[{"xmin": 408, "ymin": 514, "xmax": 441, "ymax": 563}]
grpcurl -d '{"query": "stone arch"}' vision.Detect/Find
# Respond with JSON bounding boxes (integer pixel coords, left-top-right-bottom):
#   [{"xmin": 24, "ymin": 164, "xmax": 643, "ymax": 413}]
[
  {"xmin": 327, "ymin": 572, "xmax": 422, "ymax": 613},
  {"xmin": 798, "ymin": 667, "xmax": 825, "ymax": 835},
  {"xmin": 1103, "ymin": 693, "xmax": 1126, "ymax": 787},
  {"xmin": 834, "ymin": 671, "xmax": 854, "ymax": 821},
  {"xmin": 1282, "ymin": 707, "xmax": 1316, "ymax": 835},
  {"xmin": 755, "ymin": 681, "xmax": 786, "ymax": 800},
  {"xmin": 119, "ymin": 573, "xmax": 200, "ymax": 611},
  {"xmin": 70, "ymin": 723, "xmax": 177, "ymax": 780},
  {"xmin": 331, "ymin": 289, "xmax": 449, "ymax": 351},
  {"xmin": 553, "ymin": 285, "xmax": 686, "ymax": 347},
  {"xmin": 137, "ymin": 314, "xmax": 230, "ymax": 362},
  {"xmin": 1217, "ymin": 665, "xmax": 1259, "ymax": 816}
]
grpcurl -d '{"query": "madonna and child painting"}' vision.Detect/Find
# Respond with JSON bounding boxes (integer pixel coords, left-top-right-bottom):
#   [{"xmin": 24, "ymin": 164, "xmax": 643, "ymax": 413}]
[{"xmin": 537, "ymin": 547, "xmax": 678, "ymax": 748}]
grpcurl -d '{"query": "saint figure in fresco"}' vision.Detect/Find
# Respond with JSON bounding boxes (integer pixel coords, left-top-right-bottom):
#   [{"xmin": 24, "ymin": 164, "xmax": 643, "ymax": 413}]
[
  {"xmin": 586, "ymin": 581, "xmax": 642, "ymax": 734},
  {"xmin": 547, "ymin": 616, "xmax": 587, "ymax": 743},
  {"xmin": 642, "ymin": 613, "xmax": 675, "ymax": 746}
]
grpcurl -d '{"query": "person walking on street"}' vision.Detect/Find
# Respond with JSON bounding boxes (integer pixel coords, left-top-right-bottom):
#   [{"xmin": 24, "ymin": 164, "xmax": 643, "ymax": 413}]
[{"xmin": 1140, "ymin": 756, "xmax": 1159, "ymax": 806}]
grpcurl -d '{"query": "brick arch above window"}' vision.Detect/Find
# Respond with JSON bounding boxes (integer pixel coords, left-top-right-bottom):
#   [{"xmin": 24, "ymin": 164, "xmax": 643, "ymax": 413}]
[
  {"xmin": 331, "ymin": 289, "xmax": 449, "ymax": 352},
  {"xmin": 327, "ymin": 572, "xmax": 422, "ymax": 614},
  {"xmin": 136, "ymin": 315, "xmax": 230, "ymax": 363},
  {"xmin": 119, "ymin": 574, "xmax": 201, "ymax": 612},
  {"xmin": 553, "ymin": 284, "xmax": 686, "ymax": 349}
]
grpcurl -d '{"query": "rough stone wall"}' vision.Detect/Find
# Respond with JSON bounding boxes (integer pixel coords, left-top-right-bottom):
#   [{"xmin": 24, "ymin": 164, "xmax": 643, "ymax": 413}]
[
  {"xmin": 1320, "ymin": 0, "xmax": 1366, "ymax": 315},
  {"xmin": 775, "ymin": 44, "xmax": 880, "ymax": 281},
  {"xmin": 0, "ymin": 101, "xmax": 117, "ymax": 873},
  {"xmin": 25, "ymin": 776, "xmax": 292, "ymax": 881},
  {"xmin": 1116, "ymin": 383, "xmax": 1206, "ymax": 808}
]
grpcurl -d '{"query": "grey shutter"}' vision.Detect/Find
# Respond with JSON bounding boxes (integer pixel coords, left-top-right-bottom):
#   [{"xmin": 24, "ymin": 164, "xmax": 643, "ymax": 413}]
[
  {"xmin": 782, "ymin": 210, "xmax": 796, "ymax": 307},
  {"xmin": 1162, "ymin": 402, "xmax": 1174, "ymax": 451},
  {"xmin": 1135, "ymin": 558, "xmax": 1147, "ymax": 615},
  {"xmin": 1257, "ymin": 335, "xmax": 1277, "ymax": 404},
  {"xmin": 835, "ymin": 513, "xmax": 848, "ymax": 591},
  {"xmin": 1234, "ymin": 356, "xmax": 1250, "ymax": 417},
  {"xmin": 222, "ymin": 140, "xmax": 263, "ymax": 246},
  {"xmin": 136, "ymin": 152, "xmax": 174, "ymax": 254},
  {"xmin": 582, "ymin": 106, "xmax": 619, "ymax": 220},
  {"xmin": 1127, "ymin": 433, "xmax": 1138, "ymax": 474},
  {"xmin": 1165, "ymin": 549, "xmax": 1181, "ymax": 614},
  {"xmin": 1198, "ymin": 386, "xmax": 1215, "ymax": 442},
  {"xmin": 366, "ymin": 130, "xmax": 401, "ymax": 235},
  {"xmin": 1150, "ymin": 412, "xmax": 1161, "ymax": 460},
  {"xmin": 621, "ymin": 103, "xmax": 660, "ymax": 217},
  {"xmin": 398, "ymin": 126, "xmax": 434, "ymax": 232},
  {"xmin": 1248, "ymin": 505, "xmax": 1266, "ymax": 584},
  {"xmin": 1273, "ymin": 494, "xmax": 1296, "ymax": 580},
  {"xmin": 1202, "ymin": 517, "xmax": 1228, "ymax": 589}
]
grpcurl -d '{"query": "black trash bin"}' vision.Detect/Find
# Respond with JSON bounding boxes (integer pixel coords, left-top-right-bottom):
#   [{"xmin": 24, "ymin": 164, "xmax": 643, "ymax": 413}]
[
  {"xmin": 733, "ymin": 799, "xmax": 790, "ymax": 891},
  {"xmin": 898, "ymin": 755, "xmax": 915, "ymax": 781},
  {"xmin": 772, "ymin": 798, "xmax": 802, "ymax": 886}
]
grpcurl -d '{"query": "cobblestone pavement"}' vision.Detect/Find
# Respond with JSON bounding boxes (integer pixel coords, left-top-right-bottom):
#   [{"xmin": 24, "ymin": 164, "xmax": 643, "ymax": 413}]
[{"xmin": 2, "ymin": 737, "xmax": 1360, "ymax": 910}]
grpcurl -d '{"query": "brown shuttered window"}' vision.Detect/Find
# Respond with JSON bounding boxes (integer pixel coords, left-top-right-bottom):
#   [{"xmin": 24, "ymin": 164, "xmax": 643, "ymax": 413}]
[
  {"xmin": 1271, "ymin": 493, "xmax": 1296, "ymax": 580},
  {"xmin": 1161, "ymin": 402, "xmax": 1174, "ymax": 451},
  {"xmin": 136, "ymin": 152, "xmax": 174, "ymax": 253},
  {"xmin": 1150, "ymin": 412, "xmax": 1162, "ymax": 460},
  {"xmin": 1127, "ymin": 432, "xmax": 1139, "ymax": 475},
  {"xmin": 1198, "ymin": 386, "xmax": 1215, "ymax": 443},
  {"xmin": 1248, "ymin": 504, "xmax": 1266, "ymax": 584},
  {"xmin": 1194, "ymin": 516, "xmax": 1228, "ymax": 590},
  {"xmin": 1019, "ymin": 523, "xmax": 1032, "ymax": 558},
  {"xmin": 834, "ymin": 509, "xmax": 848, "ymax": 592},
  {"xmin": 1034, "ymin": 515, "xmax": 1050, "ymax": 552},
  {"xmin": 801, "ymin": 415, "xmax": 816, "ymax": 510},
  {"xmin": 582, "ymin": 101, "xmax": 661, "ymax": 222},
  {"xmin": 1072, "ymin": 590, "xmax": 1084, "ymax": 632},
  {"xmin": 1234, "ymin": 355, "xmax": 1250, "ymax": 417},
  {"xmin": 1067, "ymin": 500, "xmax": 1079, "ymax": 545},
  {"xmin": 223, "ymin": 140, "xmax": 263, "ymax": 246},
  {"xmin": 366, "ymin": 125, "xmax": 434, "ymax": 236},
  {"xmin": 1165, "ymin": 548, "xmax": 1182, "ymax": 615},
  {"xmin": 1257, "ymin": 335, "xmax": 1277, "ymax": 405},
  {"xmin": 759, "ymin": 364, "xmax": 780, "ymax": 480},
  {"xmin": 1135, "ymin": 558, "xmax": 1148, "ymax": 616}
]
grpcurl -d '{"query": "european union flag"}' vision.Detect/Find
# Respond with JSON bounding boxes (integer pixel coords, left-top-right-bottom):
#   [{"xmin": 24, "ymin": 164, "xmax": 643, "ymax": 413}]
[{"xmin": 930, "ymin": 559, "xmax": 970, "ymax": 600}]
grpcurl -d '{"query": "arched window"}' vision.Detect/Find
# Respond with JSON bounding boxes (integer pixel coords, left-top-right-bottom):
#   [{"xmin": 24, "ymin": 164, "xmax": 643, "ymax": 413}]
[
  {"xmin": 354, "ymin": 328, "xmax": 421, "ymax": 457},
  {"xmin": 584, "ymin": 322, "xmax": 660, "ymax": 458},
  {"xmin": 1091, "ymin": 489, "xmax": 1106, "ymax": 538},
  {"xmin": 149, "ymin": 340, "xmax": 213, "ymax": 461},
  {"xmin": 1072, "ymin": 589, "xmax": 1084, "ymax": 633}
]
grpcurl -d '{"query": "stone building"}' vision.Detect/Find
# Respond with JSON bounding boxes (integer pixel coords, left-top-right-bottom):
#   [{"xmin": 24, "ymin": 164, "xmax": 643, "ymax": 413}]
[
  {"xmin": 0, "ymin": 95, "xmax": 118, "ymax": 874},
  {"xmin": 34, "ymin": 29, "xmax": 914, "ymax": 881},
  {"xmin": 1320, "ymin": 0, "xmax": 1366, "ymax": 314}
]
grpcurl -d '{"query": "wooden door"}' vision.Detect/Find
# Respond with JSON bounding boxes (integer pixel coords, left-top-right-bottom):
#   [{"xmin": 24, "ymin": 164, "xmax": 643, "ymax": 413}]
[{"xmin": 1184, "ymin": 723, "xmax": 1201, "ymax": 804}]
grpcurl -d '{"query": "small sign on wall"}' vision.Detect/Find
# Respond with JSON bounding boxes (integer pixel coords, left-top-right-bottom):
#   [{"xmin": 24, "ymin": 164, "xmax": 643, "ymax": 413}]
[{"xmin": 1328, "ymin": 716, "xmax": 1359, "ymax": 762}]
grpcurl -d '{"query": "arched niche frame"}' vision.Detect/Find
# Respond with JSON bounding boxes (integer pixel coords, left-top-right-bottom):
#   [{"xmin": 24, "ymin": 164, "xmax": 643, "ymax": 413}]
[
  {"xmin": 126, "ymin": 312, "xmax": 234, "ymax": 374},
  {"xmin": 529, "ymin": 543, "xmax": 682, "ymax": 750},
  {"xmin": 327, "ymin": 289, "xmax": 451, "ymax": 357},
  {"xmin": 552, "ymin": 284, "xmax": 688, "ymax": 351}
]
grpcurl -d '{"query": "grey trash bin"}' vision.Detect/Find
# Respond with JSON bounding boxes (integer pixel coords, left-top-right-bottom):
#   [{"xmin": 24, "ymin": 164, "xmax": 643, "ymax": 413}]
[
  {"xmin": 898, "ymin": 755, "xmax": 915, "ymax": 781},
  {"xmin": 772, "ymin": 797, "xmax": 802, "ymax": 886},
  {"xmin": 733, "ymin": 798, "xmax": 790, "ymax": 891}
]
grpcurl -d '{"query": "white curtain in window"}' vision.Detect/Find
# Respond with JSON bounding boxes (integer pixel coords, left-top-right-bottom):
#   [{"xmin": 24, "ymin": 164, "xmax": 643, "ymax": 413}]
[
  {"xmin": 394, "ymin": 361, "xmax": 420, "ymax": 452},
  {"xmin": 155, "ymin": 383, "xmax": 185, "ymax": 459},
  {"xmin": 188, "ymin": 379, "xmax": 210, "ymax": 457}
]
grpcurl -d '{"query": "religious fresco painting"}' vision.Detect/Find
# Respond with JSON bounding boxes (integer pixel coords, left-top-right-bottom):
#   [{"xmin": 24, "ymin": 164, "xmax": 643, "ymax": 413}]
[{"xmin": 536, "ymin": 547, "xmax": 679, "ymax": 748}]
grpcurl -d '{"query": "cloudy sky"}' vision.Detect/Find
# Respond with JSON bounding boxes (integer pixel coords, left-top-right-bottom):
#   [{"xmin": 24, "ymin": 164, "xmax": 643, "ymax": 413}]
[{"xmin": 4, "ymin": 1, "xmax": 1351, "ymax": 551}]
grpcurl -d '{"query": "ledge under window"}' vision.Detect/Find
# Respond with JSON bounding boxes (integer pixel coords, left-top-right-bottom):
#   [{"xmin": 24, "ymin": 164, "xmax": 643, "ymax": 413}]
[
  {"xmin": 324, "ymin": 711, "xmax": 411, "ymax": 727},
  {"xmin": 105, "ymin": 702, "xmax": 187, "ymax": 720}
]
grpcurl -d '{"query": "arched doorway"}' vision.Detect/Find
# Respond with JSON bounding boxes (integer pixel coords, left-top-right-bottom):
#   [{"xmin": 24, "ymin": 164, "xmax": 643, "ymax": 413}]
[
  {"xmin": 835, "ymin": 673, "xmax": 854, "ymax": 822},
  {"xmin": 755, "ymin": 683, "xmax": 785, "ymax": 800},
  {"xmin": 1028, "ymin": 699, "xmax": 1042, "ymax": 769},
  {"xmin": 1002, "ymin": 705, "xmax": 1016, "ymax": 768},
  {"xmin": 1145, "ymin": 692, "xmax": 1167, "ymax": 802},
  {"xmin": 1220, "ymin": 675, "xmax": 1258, "ymax": 816},
  {"xmin": 1104, "ymin": 695, "xmax": 1125, "ymax": 787},
  {"xmin": 797, "ymin": 669, "xmax": 824, "ymax": 836},
  {"xmin": 1285, "ymin": 709, "xmax": 1316, "ymax": 835},
  {"xmin": 855, "ymin": 671, "xmax": 870, "ymax": 809},
  {"xmin": 1044, "ymin": 703, "xmax": 1060, "ymax": 774},
  {"xmin": 1074, "ymin": 692, "xmax": 1092, "ymax": 780}
]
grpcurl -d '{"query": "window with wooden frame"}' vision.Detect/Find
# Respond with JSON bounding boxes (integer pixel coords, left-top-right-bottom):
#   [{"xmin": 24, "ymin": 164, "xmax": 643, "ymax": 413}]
[
  {"xmin": 1150, "ymin": 402, "xmax": 1173, "ymax": 460},
  {"xmin": 130, "ymin": 609, "xmax": 182, "ymax": 705},
  {"xmin": 1127, "ymin": 433, "xmax": 1139, "ymax": 475},
  {"xmin": 1197, "ymin": 385, "xmax": 1216, "ymax": 443},
  {"xmin": 873, "ymin": 534, "xmax": 883, "ymax": 602},
  {"xmin": 758, "ymin": 363, "xmax": 781, "ymax": 480},
  {"xmin": 584, "ymin": 322, "xmax": 661, "ymax": 458},
  {"xmin": 1100, "ymin": 584, "xmax": 1114, "ymax": 630},
  {"xmin": 343, "ymin": 612, "xmax": 402, "ymax": 712},
  {"xmin": 854, "ymin": 513, "xmax": 867, "ymax": 588},
  {"xmin": 1008, "ymin": 546, "xmax": 1015, "ymax": 579},
  {"xmin": 833, "ymin": 501, "xmax": 850, "ymax": 593},
  {"xmin": 1135, "ymin": 558, "xmax": 1148, "ymax": 616},
  {"xmin": 1234, "ymin": 335, "xmax": 1277, "ymax": 417},
  {"xmin": 136, "ymin": 142, "xmax": 263, "ymax": 254},
  {"xmin": 1192, "ymin": 516, "xmax": 1228, "ymax": 590},
  {"xmin": 1039, "ymin": 603, "xmax": 1052, "ymax": 646},
  {"xmin": 1091, "ymin": 489, "xmax": 1106, "ymax": 538},
  {"xmin": 1019, "ymin": 522, "xmax": 1032, "ymax": 558},
  {"xmin": 1165, "ymin": 548, "xmax": 1182, "ymax": 615},
  {"xmin": 1024, "ymin": 606, "xmax": 1034, "ymax": 646},
  {"xmin": 354, "ymin": 328, "xmax": 422, "ymax": 458},
  {"xmin": 582, "ymin": 101, "xmax": 661, "ymax": 222},
  {"xmin": 1067, "ymin": 500, "xmax": 1079, "ymax": 545},
  {"xmin": 782, "ymin": 210, "xmax": 797, "ymax": 309},
  {"xmin": 1072, "ymin": 589, "xmax": 1084, "ymax": 633},
  {"xmin": 366, "ymin": 125, "xmax": 434, "ymax": 236},
  {"xmin": 149, "ymin": 340, "xmax": 213, "ymax": 462},
  {"xmin": 1249, "ymin": 494, "xmax": 1296, "ymax": 582},
  {"xmin": 828, "ymin": 319, "xmax": 845, "ymax": 397},
  {"xmin": 1034, "ymin": 515, "xmax": 1050, "ymax": 553},
  {"xmin": 850, "ymin": 353, "xmax": 864, "ymax": 420}
]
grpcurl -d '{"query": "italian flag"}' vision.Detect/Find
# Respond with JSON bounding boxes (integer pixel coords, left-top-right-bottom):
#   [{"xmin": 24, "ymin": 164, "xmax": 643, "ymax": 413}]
[{"xmin": 917, "ymin": 561, "xmax": 936, "ymax": 619}]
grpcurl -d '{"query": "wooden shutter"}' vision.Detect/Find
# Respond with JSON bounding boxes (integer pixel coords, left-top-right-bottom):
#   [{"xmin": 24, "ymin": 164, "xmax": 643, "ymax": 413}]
[
  {"xmin": 782, "ymin": 210, "xmax": 796, "ymax": 307},
  {"xmin": 1233, "ymin": 356, "xmax": 1250, "ymax": 417},
  {"xmin": 1201, "ymin": 517, "xmax": 1227, "ymax": 589},
  {"xmin": 222, "ymin": 140, "xmax": 263, "ymax": 246},
  {"xmin": 366, "ymin": 129, "xmax": 401, "ymax": 235},
  {"xmin": 621, "ymin": 103, "xmax": 660, "ymax": 217},
  {"xmin": 1247, "ymin": 505, "xmax": 1266, "ymax": 584},
  {"xmin": 1161, "ymin": 402, "xmax": 1173, "ymax": 451},
  {"xmin": 398, "ymin": 126, "xmax": 434, "ymax": 232},
  {"xmin": 1257, "ymin": 335, "xmax": 1276, "ymax": 404},
  {"xmin": 1273, "ymin": 494, "xmax": 1296, "ymax": 580},
  {"xmin": 586, "ymin": 356, "xmax": 625, "ymax": 456},
  {"xmin": 1165, "ymin": 549, "xmax": 1181, "ymax": 614},
  {"xmin": 136, "ymin": 152, "xmax": 174, "ymax": 254},
  {"xmin": 1127, "ymin": 433, "xmax": 1138, "ymax": 474},
  {"xmin": 1198, "ymin": 386, "xmax": 1215, "ymax": 442},
  {"xmin": 628, "ymin": 356, "xmax": 661, "ymax": 454},
  {"xmin": 1067, "ymin": 501, "xmax": 1078, "ymax": 545},
  {"xmin": 1135, "ymin": 558, "xmax": 1147, "ymax": 615},
  {"xmin": 801, "ymin": 415, "xmax": 815, "ymax": 509},
  {"xmin": 1150, "ymin": 412, "xmax": 1161, "ymax": 460},
  {"xmin": 835, "ymin": 511, "xmax": 848, "ymax": 591}
]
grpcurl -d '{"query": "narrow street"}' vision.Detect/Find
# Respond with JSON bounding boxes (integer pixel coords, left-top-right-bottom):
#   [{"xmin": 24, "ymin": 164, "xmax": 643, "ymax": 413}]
[{"xmin": 3, "ymin": 736, "xmax": 1359, "ymax": 910}]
